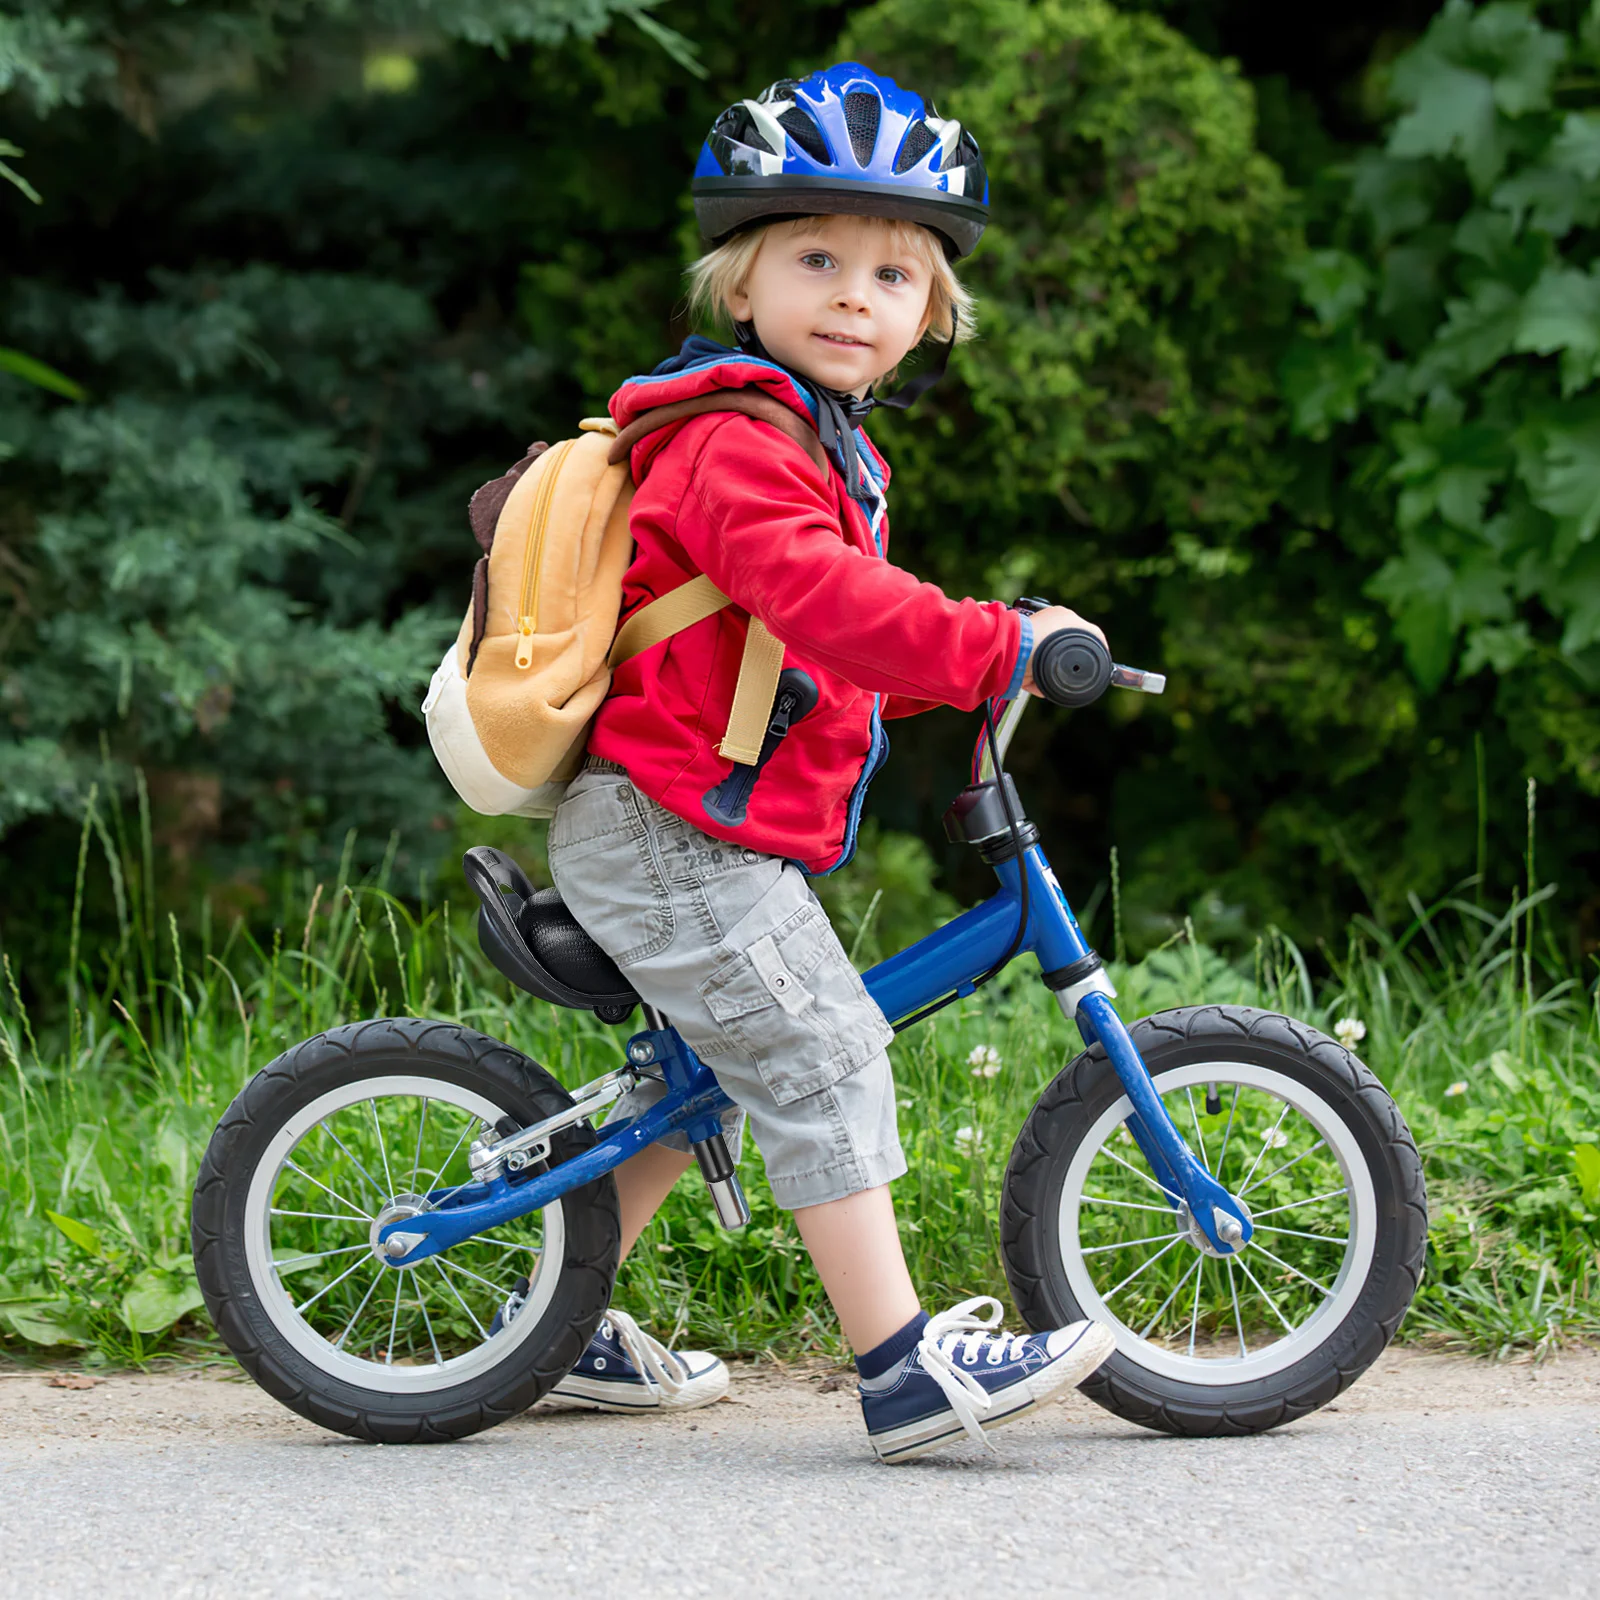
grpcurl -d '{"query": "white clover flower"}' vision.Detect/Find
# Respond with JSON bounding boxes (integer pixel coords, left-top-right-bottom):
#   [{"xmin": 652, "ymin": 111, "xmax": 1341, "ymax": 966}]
[
  {"xmin": 953, "ymin": 1125, "xmax": 985, "ymax": 1155},
  {"xmin": 1260, "ymin": 1126, "xmax": 1290, "ymax": 1149},
  {"xmin": 1444, "ymin": 1080, "xmax": 1467, "ymax": 1098},
  {"xmin": 1117, "ymin": 1124, "xmax": 1134, "ymax": 1145},
  {"xmin": 966, "ymin": 1044, "xmax": 1003, "ymax": 1078},
  {"xmin": 1334, "ymin": 1017, "xmax": 1367, "ymax": 1050},
  {"xmin": 657, "ymin": 1242, "xmax": 674, "ymax": 1254}
]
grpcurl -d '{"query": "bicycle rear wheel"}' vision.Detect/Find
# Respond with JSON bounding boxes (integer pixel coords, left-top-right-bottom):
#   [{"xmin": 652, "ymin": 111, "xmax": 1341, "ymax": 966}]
[
  {"xmin": 1001, "ymin": 1005, "xmax": 1426, "ymax": 1435},
  {"xmin": 191, "ymin": 1017, "xmax": 620, "ymax": 1442}
]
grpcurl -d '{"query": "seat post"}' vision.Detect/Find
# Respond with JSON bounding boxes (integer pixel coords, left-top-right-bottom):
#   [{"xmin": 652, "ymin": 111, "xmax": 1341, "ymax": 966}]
[{"xmin": 642, "ymin": 1002, "xmax": 668, "ymax": 1031}]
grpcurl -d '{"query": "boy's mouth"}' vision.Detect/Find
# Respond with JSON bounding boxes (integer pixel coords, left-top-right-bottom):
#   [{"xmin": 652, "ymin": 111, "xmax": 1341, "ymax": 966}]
[{"xmin": 814, "ymin": 332, "xmax": 871, "ymax": 349}]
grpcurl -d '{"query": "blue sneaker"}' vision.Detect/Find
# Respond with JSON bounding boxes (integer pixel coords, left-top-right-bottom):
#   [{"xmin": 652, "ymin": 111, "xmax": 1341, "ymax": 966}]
[
  {"xmin": 859, "ymin": 1296, "xmax": 1115, "ymax": 1464},
  {"xmin": 492, "ymin": 1283, "xmax": 727, "ymax": 1413}
]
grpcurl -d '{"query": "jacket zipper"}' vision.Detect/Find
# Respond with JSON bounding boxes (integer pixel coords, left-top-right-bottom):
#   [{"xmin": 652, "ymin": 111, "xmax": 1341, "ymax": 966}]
[{"xmin": 513, "ymin": 436, "xmax": 577, "ymax": 668}]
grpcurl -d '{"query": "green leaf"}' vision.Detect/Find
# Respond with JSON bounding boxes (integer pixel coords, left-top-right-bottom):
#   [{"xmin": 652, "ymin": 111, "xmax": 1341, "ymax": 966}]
[
  {"xmin": 1549, "ymin": 110, "xmax": 1600, "ymax": 182},
  {"xmin": 121, "ymin": 1267, "xmax": 206, "ymax": 1335},
  {"xmin": 1412, "ymin": 280, "xmax": 1522, "ymax": 392},
  {"xmin": 1288, "ymin": 250, "xmax": 1373, "ymax": 328},
  {"xmin": 1461, "ymin": 620, "xmax": 1533, "ymax": 674},
  {"xmin": 1488, "ymin": 1049, "xmax": 1523, "ymax": 1091},
  {"xmin": 0, "ymin": 1298, "xmax": 94, "ymax": 1348},
  {"xmin": 0, "ymin": 139, "xmax": 42, "ymax": 205},
  {"xmin": 1389, "ymin": 50, "xmax": 1499, "ymax": 180},
  {"xmin": 1572, "ymin": 1143, "xmax": 1600, "ymax": 1206},
  {"xmin": 1531, "ymin": 413, "xmax": 1600, "ymax": 542},
  {"xmin": 45, "ymin": 1210, "xmax": 102, "ymax": 1257},
  {"xmin": 1350, "ymin": 153, "xmax": 1436, "ymax": 244},
  {"xmin": 1279, "ymin": 331, "xmax": 1379, "ymax": 440},
  {"xmin": 1514, "ymin": 266, "xmax": 1600, "ymax": 394},
  {"xmin": 622, "ymin": 4, "xmax": 709, "ymax": 80},
  {"xmin": 0, "ymin": 347, "xmax": 87, "ymax": 402},
  {"xmin": 1370, "ymin": 542, "xmax": 1458, "ymax": 688}
]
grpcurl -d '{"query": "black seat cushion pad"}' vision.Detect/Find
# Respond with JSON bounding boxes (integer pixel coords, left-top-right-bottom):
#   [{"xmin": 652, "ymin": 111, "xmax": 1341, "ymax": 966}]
[{"xmin": 517, "ymin": 889, "xmax": 637, "ymax": 1003}]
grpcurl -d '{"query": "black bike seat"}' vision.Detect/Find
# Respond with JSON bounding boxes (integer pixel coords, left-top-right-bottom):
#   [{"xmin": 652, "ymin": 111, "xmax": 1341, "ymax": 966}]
[{"xmin": 462, "ymin": 847, "xmax": 639, "ymax": 1024}]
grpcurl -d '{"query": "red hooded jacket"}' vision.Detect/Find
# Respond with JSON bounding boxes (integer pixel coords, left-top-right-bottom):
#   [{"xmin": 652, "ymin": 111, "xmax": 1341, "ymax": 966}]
[{"xmin": 589, "ymin": 342, "xmax": 1032, "ymax": 874}]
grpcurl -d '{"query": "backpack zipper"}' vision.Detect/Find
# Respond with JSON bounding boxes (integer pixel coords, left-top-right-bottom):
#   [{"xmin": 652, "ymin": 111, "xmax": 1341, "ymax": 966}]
[{"xmin": 514, "ymin": 436, "xmax": 578, "ymax": 668}]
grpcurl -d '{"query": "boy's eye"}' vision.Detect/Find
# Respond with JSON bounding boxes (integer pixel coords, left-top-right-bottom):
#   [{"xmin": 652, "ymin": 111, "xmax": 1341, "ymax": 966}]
[
  {"xmin": 877, "ymin": 267, "xmax": 910, "ymax": 286},
  {"xmin": 800, "ymin": 252, "xmax": 834, "ymax": 270}
]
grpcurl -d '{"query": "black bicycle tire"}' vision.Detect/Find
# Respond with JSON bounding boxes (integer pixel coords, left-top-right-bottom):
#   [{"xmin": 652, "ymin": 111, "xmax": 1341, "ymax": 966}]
[
  {"xmin": 191, "ymin": 1016, "xmax": 620, "ymax": 1443},
  {"xmin": 1001, "ymin": 1004, "xmax": 1427, "ymax": 1436}
]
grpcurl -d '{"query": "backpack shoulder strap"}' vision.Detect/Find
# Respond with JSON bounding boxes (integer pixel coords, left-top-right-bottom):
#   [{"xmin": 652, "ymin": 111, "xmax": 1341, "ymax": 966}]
[
  {"xmin": 606, "ymin": 390, "xmax": 829, "ymax": 480},
  {"xmin": 606, "ymin": 574, "xmax": 783, "ymax": 768},
  {"xmin": 603, "ymin": 388, "xmax": 831, "ymax": 770}
]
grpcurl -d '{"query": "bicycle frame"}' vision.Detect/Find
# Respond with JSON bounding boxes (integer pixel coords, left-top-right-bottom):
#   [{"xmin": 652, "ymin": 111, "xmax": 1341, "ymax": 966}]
[{"xmin": 380, "ymin": 821, "xmax": 1254, "ymax": 1268}]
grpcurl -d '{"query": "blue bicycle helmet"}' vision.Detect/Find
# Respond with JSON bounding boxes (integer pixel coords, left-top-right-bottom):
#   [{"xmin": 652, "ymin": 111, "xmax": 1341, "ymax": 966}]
[{"xmin": 692, "ymin": 62, "xmax": 989, "ymax": 259}]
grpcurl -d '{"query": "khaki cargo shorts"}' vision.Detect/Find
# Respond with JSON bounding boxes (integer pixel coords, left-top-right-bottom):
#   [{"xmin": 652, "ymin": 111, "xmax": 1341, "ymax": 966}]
[{"xmin": 546, "ymin": 761, "xmax": 906, "ymax": 1210}]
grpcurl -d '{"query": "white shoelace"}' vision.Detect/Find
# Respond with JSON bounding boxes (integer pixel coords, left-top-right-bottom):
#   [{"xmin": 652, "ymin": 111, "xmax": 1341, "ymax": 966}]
[
  {"xmin": 604, "ymin": 1308, "xmax": 687, "ymax": 1399},
  {"xmin": 915, "ymin": 1296, "xmax": 1028, "ymax": 1449}
]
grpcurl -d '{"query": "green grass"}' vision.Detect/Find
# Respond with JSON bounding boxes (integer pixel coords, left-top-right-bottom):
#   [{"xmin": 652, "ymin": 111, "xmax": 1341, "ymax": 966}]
[{"xmin": 1, "ymin": 798, "xmax": 1597, "ymax": 1368}]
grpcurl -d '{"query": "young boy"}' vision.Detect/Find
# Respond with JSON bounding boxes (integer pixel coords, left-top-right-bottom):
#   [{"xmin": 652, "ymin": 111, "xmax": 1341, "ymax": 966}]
[{"xmin": 527, "ymin": 63, "xmax": 1114, "ymax": 1462}]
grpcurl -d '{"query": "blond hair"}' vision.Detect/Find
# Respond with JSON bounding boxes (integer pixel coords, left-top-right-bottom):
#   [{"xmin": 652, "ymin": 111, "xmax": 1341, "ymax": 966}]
[{"xmin": 685, "ymin": 216, "xmax": 976, "ymax": 369}]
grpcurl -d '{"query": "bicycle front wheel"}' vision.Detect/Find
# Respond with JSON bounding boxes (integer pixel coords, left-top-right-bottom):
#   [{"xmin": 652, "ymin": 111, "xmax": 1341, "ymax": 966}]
[{"xmin": 1001, "ymin": 1005, "xmax": 1426, "ymax": 1435}]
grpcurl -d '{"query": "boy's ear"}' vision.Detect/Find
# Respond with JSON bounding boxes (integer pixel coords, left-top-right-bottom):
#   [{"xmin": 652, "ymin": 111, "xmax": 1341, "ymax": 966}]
[{"xmin": 727, "ymin": 283, "xmax": 753, "ymax": 323}]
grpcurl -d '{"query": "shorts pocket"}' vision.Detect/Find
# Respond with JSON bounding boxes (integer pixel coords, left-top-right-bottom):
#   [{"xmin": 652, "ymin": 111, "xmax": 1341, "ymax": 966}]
[
  {"xmin": 548, "ymin": 773, "xmax": 646, "ymax": 856},
  {"xmin": 698, "ymin": 901, "xmax": 895, "ymax": 1106}
]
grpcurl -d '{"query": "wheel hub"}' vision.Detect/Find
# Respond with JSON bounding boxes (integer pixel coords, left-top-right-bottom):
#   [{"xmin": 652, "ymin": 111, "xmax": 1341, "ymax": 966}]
[
  {"xmin": 1176, "ymin": 1197, "xmax": 1252, "ymax": 1259},
  {"xmin": 370, "ymin": 1193, "xmax": 430, "ymax": 1268}
]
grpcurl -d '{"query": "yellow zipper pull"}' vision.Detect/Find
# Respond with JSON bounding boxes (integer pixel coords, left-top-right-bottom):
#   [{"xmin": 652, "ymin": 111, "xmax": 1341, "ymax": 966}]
[{"xmin": 514, "ymin": 617, "xmax": 536, "ymax": 669}]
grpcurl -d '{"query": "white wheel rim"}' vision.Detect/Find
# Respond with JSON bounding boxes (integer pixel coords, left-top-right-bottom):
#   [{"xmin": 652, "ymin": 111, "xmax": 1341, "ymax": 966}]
[
  {"xmin": 243, "ymin": 1074, "xmax": 566, "ymax": 1394},
  {"xmin": 1057, "ymin": 1060, "xmax": 1376, "ymax": 1385}
]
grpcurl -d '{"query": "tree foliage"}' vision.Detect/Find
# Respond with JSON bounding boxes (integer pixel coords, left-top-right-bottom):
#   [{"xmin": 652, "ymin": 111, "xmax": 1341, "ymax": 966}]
[{"xmin": 1285, "ymin": 0, "xmax": 1600, "ymax": 795}]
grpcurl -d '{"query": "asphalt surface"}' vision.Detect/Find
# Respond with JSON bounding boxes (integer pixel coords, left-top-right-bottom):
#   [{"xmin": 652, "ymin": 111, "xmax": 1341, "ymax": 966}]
[{"xmin": 1, "ymin": 1347, "xmax": 1595, "ymax": 1598}]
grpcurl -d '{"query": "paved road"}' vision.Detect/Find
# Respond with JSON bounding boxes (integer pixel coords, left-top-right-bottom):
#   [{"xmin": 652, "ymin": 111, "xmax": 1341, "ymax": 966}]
[{"xmin": 1, "ymin": 1348, "xmax": 1595, "ymax": 1598}]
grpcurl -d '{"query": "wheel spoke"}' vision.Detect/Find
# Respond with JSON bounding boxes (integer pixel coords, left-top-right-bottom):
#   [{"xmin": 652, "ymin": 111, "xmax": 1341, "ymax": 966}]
[
  {"xmin": 1233, "ymin": 1253, "xmax": 1297, "ymax": 1336},
  {"xmin": 417, "ymin": 1287, "xmax": 445, "ymax": 1368},
  {"xmin": 282, "ymin": 1160, "xmax": 373, "ymax": 1222},
  {"xmin": 1099, "ymin": 1143, "xmax": 1182, "ymax": 1203},
  {"xmin": 1249, "ymin": 1187, "xmax": 1348, "ymax": 1221},
  {"xmin": 1239, "ymin": 1138, "xmax": 1328, "ymax": 1200},
  {"xmin": 471, "ymin": 1236, "xmax": 543, "ymax": 1256},
  {"xmin": 1080, "ymin": 1230, "xmax": 1184, "ymax": 1256},
  {"xmin": 271, "ymin": 1207, "xmax": 370, "ymax": 1224},
  {"xmin": 314, "ymin": 1120, "xmax": 387, "ymax": 1203},
  {"xmin": 1234, "ymin": 1100, "xmax": 1293, "ymax": 1193},
  {"xmin": 1080, "ymin": 1194, "xmax": 1177, "ymax": 1215},
  {"xmin": 293, "ymin": 1252, "xmax": 372, "ymax": 1315},
  {"xmin": 1136, "ymin": 1255, "xmax": 1203, "ymax": 1340},
  {"xmin": 1253, "ymin": 1223, "xmax": 1349, "ymax": 1246},
  {"xmin": 410, "ymin": 1097, "xmax": 429, "ymax": 1194},
  {"xmin": 1102, "ymin": 1233, "xmax": 1185, "ymax": 1304},
  {"xmin": 435, "ymin": 1253, "xmax": 513, "ymax": 1297},
  {"xmin": 368, "ymin": 1097, "xmax": 398, "ymax": 1198},
  {"xmin": 1212, "ymin": 1083, "xmax": 1242, "ymax": 1185},
  {"xmin": 333, "ymin": 1267, "xmax": 384, "ymax": 1352},
  {"xmin": 418, "ymin": 1117, "xmax": 483, "ymax": 1207},
  {"xmin": 385, "ymin": 1273, "xmax": 403, "ymax": 1364},
  {"xmin": 1226, "ymin": 1256, "xmax": 1247, "ymax": 1357},
  {"xmin": 430, "ymin": 1257, "xmax": 489, "ymax": 1340},
  {"xmin": 1248, "ymin": 1240, "xmax": 1335, "ymax": 1300},
  {"xmin": 1187, "ymin": 1253, "xmax": 1206, "ymax": 1357},
  {"xmin": 1184, "ymin": 1087, "xmax": 1210, "ymax": 1170},
  {"xmin": 274, "ymin": 1242, "xmax": 372, "ymax": 1272}
]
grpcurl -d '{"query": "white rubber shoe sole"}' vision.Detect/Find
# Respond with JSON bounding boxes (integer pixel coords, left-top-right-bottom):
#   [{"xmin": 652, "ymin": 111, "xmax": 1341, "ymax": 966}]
[
  {"xmin": 871, "ymin": 1322, "xmax": 1117, "ymax": 1464},
  {"xmin": 550, "ymin": 1351, "xmax": 730, "ymax": 1413}
]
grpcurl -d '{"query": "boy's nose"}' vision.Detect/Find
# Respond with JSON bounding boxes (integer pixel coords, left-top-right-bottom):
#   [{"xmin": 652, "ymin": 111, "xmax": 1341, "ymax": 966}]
[{"xmin": 832, "ymin": 275, "xmax": 874, "ymax": 312}]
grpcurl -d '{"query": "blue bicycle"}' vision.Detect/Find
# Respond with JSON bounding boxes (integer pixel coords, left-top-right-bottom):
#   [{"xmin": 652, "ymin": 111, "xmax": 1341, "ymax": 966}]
[{"xmin": 192, "ymin": 622, "xmax": 1427, "ymax": 1442}]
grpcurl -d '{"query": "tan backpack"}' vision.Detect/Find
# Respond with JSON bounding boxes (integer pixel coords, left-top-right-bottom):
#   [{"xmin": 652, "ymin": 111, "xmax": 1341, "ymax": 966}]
[{"xmin": 423, "ymin": 393, "xmax": 829, "ymax": 818}]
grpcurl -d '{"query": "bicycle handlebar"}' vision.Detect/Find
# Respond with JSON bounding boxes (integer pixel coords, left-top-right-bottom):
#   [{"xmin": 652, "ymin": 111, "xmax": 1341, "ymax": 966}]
[{"xmin": 1028, "ymin": 627, "xmax": 1167, "ymax": 708}]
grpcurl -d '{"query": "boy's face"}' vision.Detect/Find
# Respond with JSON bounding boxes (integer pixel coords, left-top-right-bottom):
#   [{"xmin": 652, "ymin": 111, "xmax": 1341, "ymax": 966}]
[{"xmin": 728, "ymin": 215, "xmax": 934, "ymax": 398}]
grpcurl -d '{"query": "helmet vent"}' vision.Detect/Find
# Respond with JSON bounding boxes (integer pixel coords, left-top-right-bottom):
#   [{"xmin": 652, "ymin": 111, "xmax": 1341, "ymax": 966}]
[
  {"xmin": 893, "ymin": 122, "xmax": 939, "ymax": 174},
  {"xmin": 842, "ymin": 91, "xmax": 881, "ymax": 166},
  {"xmin": 777, "ymin": 107, "xmax": 832, "ymax": 166}
]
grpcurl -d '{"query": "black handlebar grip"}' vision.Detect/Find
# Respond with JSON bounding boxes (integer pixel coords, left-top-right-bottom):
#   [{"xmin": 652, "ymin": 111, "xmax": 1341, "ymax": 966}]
[{"xmin": 1030, "ymin": 627, "xmax": 1114, "ymax": 708}]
